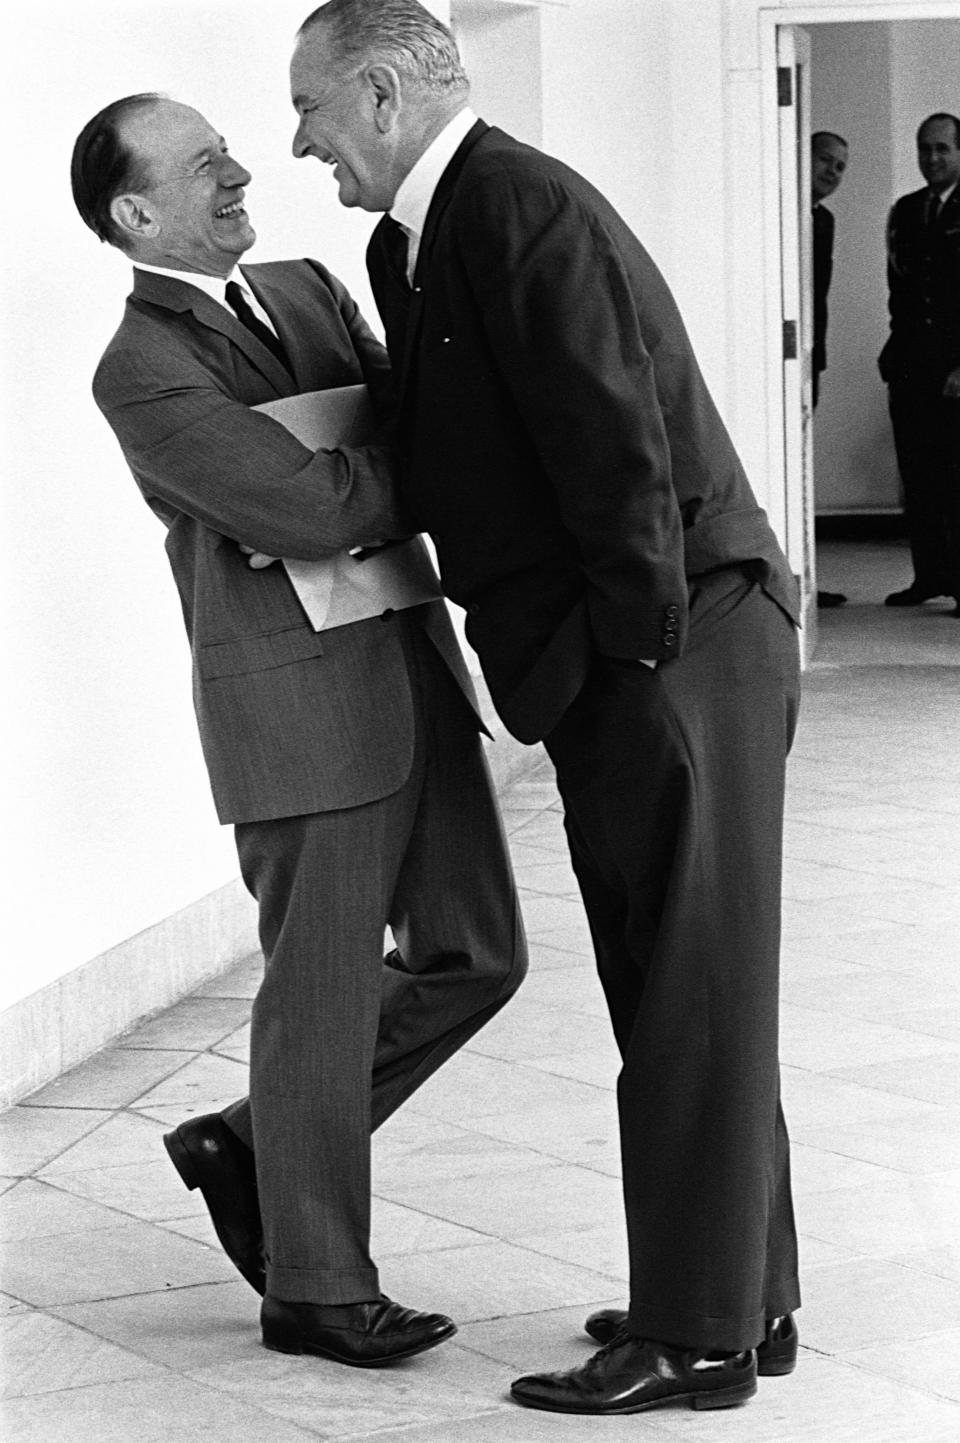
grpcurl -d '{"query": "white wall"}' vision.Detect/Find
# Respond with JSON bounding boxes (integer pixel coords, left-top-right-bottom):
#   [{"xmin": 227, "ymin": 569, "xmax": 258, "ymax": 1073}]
[{"xmin": 1, "ymin": 0, "xmax": 387, "ymax": 1013}]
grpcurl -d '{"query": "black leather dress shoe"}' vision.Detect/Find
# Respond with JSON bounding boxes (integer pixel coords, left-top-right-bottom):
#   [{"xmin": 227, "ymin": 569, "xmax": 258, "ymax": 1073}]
[
  {"xmin": 163, "ymin": 1113, "xmax": 264, "ymax": 1295},
  {"xmin": 511, "ymin": 1333, "xmax": 756, "ymax": 1414},
  {"xmin": 884, "ymin": 585, "xmax": 942, "ymax": 606},
  {"xmin": 261, "ymin": 1294, "xmax": 456, "ymax": 1367},
  {"xmin": 584, "ymin": 1308, "xmax": 798, "ymax": 1376},
  {"xmin": 817, "ymin": 590, "xmax": 847, "ymax": 608}
]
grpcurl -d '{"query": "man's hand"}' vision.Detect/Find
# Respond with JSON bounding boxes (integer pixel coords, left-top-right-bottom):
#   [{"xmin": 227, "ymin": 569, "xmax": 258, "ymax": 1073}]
[
  {"xmin": 239, "ymin": 544, "xmax": 279, "ymax": 569},
  {"xmin": 943, "ymin": 366, "xmax": 960, "ymax": 400}
]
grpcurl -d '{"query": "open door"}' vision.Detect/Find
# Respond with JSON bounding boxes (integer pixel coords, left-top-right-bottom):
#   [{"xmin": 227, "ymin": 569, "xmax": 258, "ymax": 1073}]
[{"xmin": 776, "ymin": 25, "xmax": 817, "ymax": 657}]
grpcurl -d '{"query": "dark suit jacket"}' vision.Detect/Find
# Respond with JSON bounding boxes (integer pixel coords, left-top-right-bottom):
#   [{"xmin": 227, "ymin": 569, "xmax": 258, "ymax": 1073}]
[
  {"xmin": 812, "ymin": 203, "xmax": 834, "ymax": 381},
  {"xmin": 368, "ymin": 122, "xmax": 798, "ymax": 743},
  {"xmin": 94, "ymin": 260, "xmax": 476, "ymax": 822},
  {"xmin": 879, "ymin": 184, "xmax": 960, "ymax": 389}
]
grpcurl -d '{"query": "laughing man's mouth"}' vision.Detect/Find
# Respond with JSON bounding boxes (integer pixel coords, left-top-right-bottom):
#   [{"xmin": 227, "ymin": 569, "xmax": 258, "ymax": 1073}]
[{"xmin": 215, "ymin": 199, "xmax": 246, "ymax": 219}]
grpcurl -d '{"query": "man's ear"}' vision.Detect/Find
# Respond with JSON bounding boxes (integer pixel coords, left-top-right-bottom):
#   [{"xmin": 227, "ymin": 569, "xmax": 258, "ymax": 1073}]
[
  {"xmin": 365, "ymin": 63, "xmax": 403, "ymax": 134},
  {"xmin": 110, "ymin": 193, "xmax": 160, "ymax": 243}
]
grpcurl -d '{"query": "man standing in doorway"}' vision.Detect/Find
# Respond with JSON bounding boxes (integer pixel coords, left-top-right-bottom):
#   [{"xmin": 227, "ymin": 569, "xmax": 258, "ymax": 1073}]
[
  {"xmin": 880, "ymin": 112, "xmax": 960, "ymax": 615},
  {"xmin": 287, "ymin": 0, "xmax": 802, "ymax": 1417},
  {"xmin": 811, "ymin": 129, "xmax": 850, "ymax": 609}
]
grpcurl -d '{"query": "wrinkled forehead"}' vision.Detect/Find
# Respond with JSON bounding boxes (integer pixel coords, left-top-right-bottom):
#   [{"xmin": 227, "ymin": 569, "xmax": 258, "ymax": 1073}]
[{"xmin": 122, "ymin": 100, "xmax": 219, "ymax": 173}]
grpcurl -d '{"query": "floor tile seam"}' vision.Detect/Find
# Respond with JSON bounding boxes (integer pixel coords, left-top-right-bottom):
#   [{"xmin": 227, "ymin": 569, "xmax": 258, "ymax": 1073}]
[
  {"xmin": 826, "ymin": 1346, "xmax": 960, "ymax": 1406},
  {"xmin": 2, "ymin": 1173, "xmax": 193, "ymax": 1231},
  {"xmin": 781, "ymin": 1000, "xmax": 960, "ymax": 1044},
  {"xmin": 21, "ymin": 1050, "xmax": 221, "ymax": 1113},
  {"xmin": 458, "ymin": 1045, "xmax": 615, "ymax": 1089},
  {"xmin": 777, "ymin": 999, "xmax": 960, "ymax": 1041},
  {"xmin": 426, "ymin": 1122, "xmax": 623, "ymax": 1177},
  {"xmin": 0, "ymin": 1111, "xmax": 116, "ymax": 1178}
]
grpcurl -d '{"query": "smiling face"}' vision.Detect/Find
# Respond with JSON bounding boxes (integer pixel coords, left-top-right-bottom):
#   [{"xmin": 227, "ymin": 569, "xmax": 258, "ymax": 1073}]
[
  {"xmin": 811, "ymin": 134, "xmax": 848, "ymax": 204},
  {"xmin": 289, "ymin": 33, "xmax": 402, "ymax": 213},
  {"xmin": 917, "ymin": 117, "xmax": 960, "ymax": 195},
  {"xmin": 116, "ymin": 100, "xmax": 256, "ymax": 275}
]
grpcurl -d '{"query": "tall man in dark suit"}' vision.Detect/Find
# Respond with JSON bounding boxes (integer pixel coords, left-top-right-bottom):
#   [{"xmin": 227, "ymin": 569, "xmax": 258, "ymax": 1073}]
[
  {"xmin": 71, "ymin": 93, "xmax": 526, "ymax": 1368},
  {"xmin": 811, "ymin": 130, "xmax": 849, "ymax": 608},
  {"xmin": 880, "ymin": 113, "xmax": 960, "ymax": 614},
  {"xmin": 288, "ymin": 0, "xmax": 801, "ymax": 1416}
]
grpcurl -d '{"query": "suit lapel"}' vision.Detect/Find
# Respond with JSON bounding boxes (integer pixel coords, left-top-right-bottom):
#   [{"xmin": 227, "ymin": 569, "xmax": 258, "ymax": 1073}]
[
  {"xmin": 131, "ymin": 268, "xmax": 295, "ymax": 395},
  {"xmin": 392, "ymin": 119, "xmax": 490, "ymax": 410}
]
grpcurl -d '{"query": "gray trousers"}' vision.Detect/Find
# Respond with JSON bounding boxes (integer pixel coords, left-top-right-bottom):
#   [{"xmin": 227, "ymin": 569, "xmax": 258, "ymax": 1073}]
[
  {"xmin": 545, "ymin": 571, "xmax": 801, "ymax": 1351},
  {"xmin": 224, "ymin": 612, "xmax": 527, "ymax": 1303}
]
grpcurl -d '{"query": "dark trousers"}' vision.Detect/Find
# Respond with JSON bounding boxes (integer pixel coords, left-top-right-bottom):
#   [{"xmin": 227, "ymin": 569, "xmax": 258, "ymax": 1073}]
[
  {"xmin": 544, "ymin": 570, "xmax": 801, "ymax": 1352},
  {"xmin": 889, "ymin": 383, "xmax": 960, "ymax": 599},
  {"xmin": 224, "ymin": 613, "xmax": 527, "ymax": 1303}
]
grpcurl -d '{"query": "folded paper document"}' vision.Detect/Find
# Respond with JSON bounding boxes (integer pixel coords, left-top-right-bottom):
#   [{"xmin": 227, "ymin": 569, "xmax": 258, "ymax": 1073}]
[{"xmin": 254, "ymin": 386, "xmax": 440, "ymax": 631}]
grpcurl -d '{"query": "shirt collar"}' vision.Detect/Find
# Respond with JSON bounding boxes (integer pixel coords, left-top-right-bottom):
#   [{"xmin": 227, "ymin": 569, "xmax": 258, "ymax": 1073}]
[
  {"xmin": 133, "ymin": 261, "xmax": 240, "ymax": 305},
  {"xmin": 932, "ymin": 181, "xmax": 958, "ymax": 205},
  {"xmin": 390, "ymin": 107, "xmax": 477, "ymax": 240}
]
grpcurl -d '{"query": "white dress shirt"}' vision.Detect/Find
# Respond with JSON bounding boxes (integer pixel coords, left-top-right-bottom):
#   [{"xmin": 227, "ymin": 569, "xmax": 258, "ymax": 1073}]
[
  {"xmin": 133, "ymin": 261, "xmax": 280, "ymax": 337},
  {"xmin": 389, "ymin": 108, "xmax": 478, "ymax": 284}
]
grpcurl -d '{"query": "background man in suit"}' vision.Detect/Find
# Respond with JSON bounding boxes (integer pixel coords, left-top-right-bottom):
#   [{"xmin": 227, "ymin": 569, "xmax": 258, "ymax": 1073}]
[
  {"xmin": 811, "ymin": 130, "xmax": 849, "ymax": 609},
  {"xmin": 880, "ymin": 112, "xmax": 960, "ymax": 615},
  {"xmin": 71, "ymin": 93, "xmax": 526, "ymax": 1368},
  {"xmin": 288, "ymin": 0, "xmax": 801, "ymax": 1417}
]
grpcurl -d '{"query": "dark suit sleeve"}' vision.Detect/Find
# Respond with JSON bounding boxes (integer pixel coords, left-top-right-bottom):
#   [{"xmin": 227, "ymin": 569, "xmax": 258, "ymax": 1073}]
[
  {"xmin": 304, "ymin": 259, "xmax": 397, "ymax": 428},
  {"xmin": 94, "ymin": 340, "xmax": 406, "ymax": 561},
  {"xmin": 450, "ymin": 164, "xmax": 687, "ymax": 658}
]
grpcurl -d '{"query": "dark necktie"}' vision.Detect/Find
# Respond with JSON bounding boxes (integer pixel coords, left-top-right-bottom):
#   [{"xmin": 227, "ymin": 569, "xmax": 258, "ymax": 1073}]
[
  {"xmin": 224, "ymin": 281, "xmax": 291, "ymax": 371},
  {"xmin": 382, "ymin": 216, "xmax": 412, "ymax": 290}
]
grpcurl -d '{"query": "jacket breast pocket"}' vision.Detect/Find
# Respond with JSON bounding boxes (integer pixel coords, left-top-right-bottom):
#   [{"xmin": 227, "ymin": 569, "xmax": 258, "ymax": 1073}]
[{"xmin": 198, "ymin": 625, "xmax": 325, "ymax": 680}]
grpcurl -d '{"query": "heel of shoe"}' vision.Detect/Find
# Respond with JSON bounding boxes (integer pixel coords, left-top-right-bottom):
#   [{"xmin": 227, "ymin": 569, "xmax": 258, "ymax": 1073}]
[
  {"xmin": 692, "ymin": 1378, "xmax": 757, "ymax": 1411},
  {"xmin": 261, "ymin": 1299, "xmax": 304, "ymax": 1356},
  {"xmin": 162, "ymin": 1129, "xmax": 199, "ymax": 1191},
  {"xmin": 758, "ymin": 1354, "xmax": 796, "ymax": 1377}
]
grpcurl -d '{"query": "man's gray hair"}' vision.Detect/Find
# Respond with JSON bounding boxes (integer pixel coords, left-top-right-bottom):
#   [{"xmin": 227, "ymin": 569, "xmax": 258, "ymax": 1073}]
[{"xmin": 298, "ymin": 0, "xmax": 468, "ymax": 97}]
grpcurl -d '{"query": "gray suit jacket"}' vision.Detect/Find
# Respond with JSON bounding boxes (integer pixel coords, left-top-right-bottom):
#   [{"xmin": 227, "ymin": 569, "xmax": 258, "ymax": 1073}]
[{"xmin": 94, "ymin": 259, "xmax": 478, "ymax": 822}]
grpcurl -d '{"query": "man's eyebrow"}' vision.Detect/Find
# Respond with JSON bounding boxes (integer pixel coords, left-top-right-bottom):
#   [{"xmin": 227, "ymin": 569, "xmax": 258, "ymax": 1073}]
[{"xmin": 186, "ymin": 137, "xmax": 227, "ymax": 165}]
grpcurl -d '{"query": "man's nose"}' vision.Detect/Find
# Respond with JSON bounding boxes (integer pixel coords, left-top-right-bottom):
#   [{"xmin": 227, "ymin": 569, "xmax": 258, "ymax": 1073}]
[
  {"xmin": 221, "ymin": 155, "xmax": 252, "ymax": 188},
  {"xmin": 292, "ymin": 119, "xmax": 309, "ymax": 159}
]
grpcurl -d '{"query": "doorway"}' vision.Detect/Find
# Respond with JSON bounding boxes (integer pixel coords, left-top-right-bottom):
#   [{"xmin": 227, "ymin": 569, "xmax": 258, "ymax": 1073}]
[{"xmin": 761, "ymin": 3, "xmax": 960, "ymax": 655}]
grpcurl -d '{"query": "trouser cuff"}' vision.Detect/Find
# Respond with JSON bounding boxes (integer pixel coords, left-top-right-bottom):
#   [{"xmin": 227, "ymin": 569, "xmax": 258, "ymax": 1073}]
[{"xmin": 266, "ymin": 1265, "xmax": 381, "ymax": 1305}]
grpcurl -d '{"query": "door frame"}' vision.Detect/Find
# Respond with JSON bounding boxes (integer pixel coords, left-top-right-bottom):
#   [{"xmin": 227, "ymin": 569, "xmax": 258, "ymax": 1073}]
[{"xmin": 758, "ymin": 0, "xmax": 960, "ymax": 655}]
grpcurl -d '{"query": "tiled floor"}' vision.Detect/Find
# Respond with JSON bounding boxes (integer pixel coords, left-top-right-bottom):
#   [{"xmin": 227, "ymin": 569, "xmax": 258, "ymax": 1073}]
[{"xmin": 3, "ymin": 540, "xmax": 959, "ymax": 1441}]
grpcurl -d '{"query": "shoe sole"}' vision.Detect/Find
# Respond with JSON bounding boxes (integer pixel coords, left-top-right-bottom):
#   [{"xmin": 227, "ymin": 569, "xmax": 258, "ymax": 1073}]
[
  {"xmin": 511, "ymin": 1378, "xmax": 758, "ymax": 1414},
  {"xmin": 262, "ymin": 1322, "xmax": 458, "ymax": 1368},
  {"xmin": 163, "ymin": 1127, "xmax": 266, "ymax": 1297}
]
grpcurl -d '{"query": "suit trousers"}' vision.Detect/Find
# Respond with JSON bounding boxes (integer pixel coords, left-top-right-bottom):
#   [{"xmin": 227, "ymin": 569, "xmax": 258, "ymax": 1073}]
[
  {"xmin": 225, "ymin": 610, "xmax": 527, "ymax": 1303},
  {"xmin": 888, "ymin": 382, "xmax": 960, "ymax": 600},
  {"xmin": 544, "ymin": 569, "xmax": 801, "ymax": 1352}
]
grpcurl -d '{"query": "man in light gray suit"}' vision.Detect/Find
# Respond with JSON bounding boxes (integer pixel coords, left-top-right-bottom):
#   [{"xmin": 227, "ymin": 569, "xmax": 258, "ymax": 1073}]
[{"xmin": 71, "ymin": 93, "xmax": 526, "ymax": 1367}]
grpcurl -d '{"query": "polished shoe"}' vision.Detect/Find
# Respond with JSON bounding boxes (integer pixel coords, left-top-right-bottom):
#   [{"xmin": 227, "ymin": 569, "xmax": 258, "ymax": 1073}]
[
  {"xmin": 584, "ymin": 1308, "xmax": 798, "ymax": 1376},
  {"xmin": 884, "ymin": 585, "xmax": 942, "ymax": 606},
  {"xmin": 511, "ymin": 1332, "xmax": 756, "ymax": 1414},
  {"xmin": 817, "ymin": 589, "xmax": 847, "ymax": 608},
  {"xmin": 261, "ymin": 1294, "xmax": 456, "ymax": 1367},
  {"xmin": 163, "ymin": 1113, "xmax": 264, "ymax": 1295}
]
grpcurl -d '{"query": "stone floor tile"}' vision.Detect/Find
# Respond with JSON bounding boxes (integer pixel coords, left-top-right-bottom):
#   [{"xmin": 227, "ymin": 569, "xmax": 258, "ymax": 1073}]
[
  {"xmin": 22, "ymin": 1049, "xmax": 192, "ymax": 1110},
  {"xmin": 788, "ymin": 1143, "xmax": 900, "ymax": 1197},
  {"xmin": 827, "ymin": 1051, "xmax": 960, "ymax": 1106},
  {"xmin": 840, "ymin": 1326, "xmax": 960, "ymax": 1405},
  {"xmin": 799, "ymin": 1255, "xmax": 960, "ymax": 1355},
  {"xmin": 372, "ymin": 1117, "xmax": 557, "ymax": 1189},
  {"xmin": 779, "ymin": 1005, "xmax": 956, "ymax": 1072},
  {"xmin": 185, "ymin": 1341, "xmax": 512, "ymax": 1440},
  {"xmin": 371, "ymin": 1197, "xmax": 488, "ymax": 1257},
  {"xmin": 0, "ymin": 1107, "xmax": 113, "ymax": 1178},
  {"xmin": 41, "ymin": 1157, "xmax": 206, "ymax": 1225},
  {"xmin": 192, "ymin": 951, "xmax": 263, "ymax": 1000},
  {"xmin": 362, "ymin": 1406, "xmax": 677, "ymax": 1442},
  {"xmin": 793, "ymin": 1106, "xmax": 960, "ymax": 1175},
  {"xmin": 210, "ymin": 1023, "xmax": 251, "ymax": 1064},
  {"xmin": 467, "ymin": 1095, "xmax": 621, "ymax": 1175},
  {"xmin": 1, "ymin": 1219, "xmax": 237, "ymax": 1307},
  {"xmin": 37, "ymin": 1110, "xmax": 171, "ymax": 1177},
  {"xmin": 403, "ymin": 1049, "xmax": 605, "ymax": 1124},
  {"xmin": 466, "ymin": 1000, "xmax": 618, "ymax": 1068},
  {"xmin": 53, "ymin": 1282, "xmax": 261, "ymax": 1371},
  {"xmin": 508, "ymin": 962, "xmax": 610, "ymax": 1017},
  {"xmin": 132, "ymin": 1051, "xmax": 249, "ymax": 1114},
  {"xmin": 380, "ymin": 1239, "xmax": 624, "ymax": 1323},
  {"xmin": 798, "ymin": 1175, "xmax": 960, "ymax": 1259},
  {"xmin": 115, "ymin": 996, "xmax": 252, "ymax": 1052},
  {"xmin": 0, "ymin": 1178, "xmax": 134, "ymax": 1241},
  {"xmin": 2, "ymin": 1376, "xmax": 319, "ymax": 1443},
  {"xmin": 522, "ymin": 1049, "xmax": 619, "ymax": 1089},
  {"xmin": 0, "ymin": 1310, "xmax": 163, "ymax": 1397},
  {"xmin": 377, "ymin": 1161, "xmax": 623, "ymax": 1245},
  {"xmin": 884, "ymin": 1246, "xmax": 960, "ymax": 1284},
  {"xmin": 516, "ymin": 1219, "xmax": 629, "ymax": 1281}
]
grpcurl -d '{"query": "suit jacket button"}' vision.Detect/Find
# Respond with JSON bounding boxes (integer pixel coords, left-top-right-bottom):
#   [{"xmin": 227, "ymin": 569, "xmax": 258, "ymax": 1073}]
[
  {"xmin": 468, "ymin": 603, "xmax": 481, "ymax": 616},
  {"xmin": 381, "ymin": 607, "xmax": 395, "ymax": 622},
  {"xmin": 663, "ymin": 634, "xmax": 678, "ymax": 648},
  {"xmin": 666, "ymin": 604, "xmax": 680, "ymax": 618}
]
